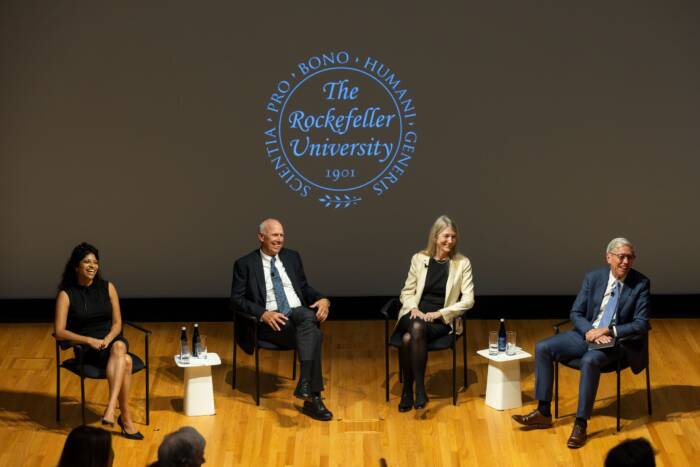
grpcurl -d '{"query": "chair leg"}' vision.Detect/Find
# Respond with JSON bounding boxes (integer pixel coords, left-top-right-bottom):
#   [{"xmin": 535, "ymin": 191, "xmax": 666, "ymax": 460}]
[
  {"xmin": 232, "ymin": 334, "xmax": 238, "ymax": 390},
  {"xmin": 452, "ymin": 345, "xmax": 457, "ymax": 406},
  {"xmin": 80, "ymin": 376, "xmax": 86, "ymax": 426},
  {"xmin": 616, "ymin": 368, "xmax": 621, "ymax": 432},
  {"xmin": 145, "ymin": 335, "xmax": 150, "ymax": 426},
  {"xmin": 462, "ymin": 333, "xmax": 468, "ymax": 388},
  {"xmin": 255, "ymin": 347, "xmax": 260, "ymax": 406},
  {"xmin": 56, "ymin": 346, "xmax": 61, "ymax": 422},
  {"xmin": 554, "ymin": 362, "xmax": 559, "ymax": 419},
  {"xmin": 646, "ymin": 366, "xmax": 652, "ymax": 415},
  {"xmin": 292, "ymin": 349, "xmax": 297, "ymax": 380},
  {"xmin": 385, "ymin": 344, "xmax": 390, "ymax": 402}
]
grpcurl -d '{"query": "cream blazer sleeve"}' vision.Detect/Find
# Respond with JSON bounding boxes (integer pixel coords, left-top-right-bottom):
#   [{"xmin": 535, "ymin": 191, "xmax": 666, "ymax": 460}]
[
  {"xmin": 398, "ymin": 253, "xmax": 427, "ymax": 316},
  {"xmin": 438, "ymin": 255, "xmax": 475, "ymax": 324}
]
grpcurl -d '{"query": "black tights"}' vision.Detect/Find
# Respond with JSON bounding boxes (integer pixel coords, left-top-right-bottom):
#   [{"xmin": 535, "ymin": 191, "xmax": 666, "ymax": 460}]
[{"xmin": 400, "ymin": 319, "xmax": 429, "ymax": 396}]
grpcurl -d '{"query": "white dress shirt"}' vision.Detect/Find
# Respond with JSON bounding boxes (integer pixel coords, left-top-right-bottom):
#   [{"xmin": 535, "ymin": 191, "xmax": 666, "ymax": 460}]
[
  {"xmin": 260, "ymin": 250, "xmax": 302, "ymax": 311},
  {"xmin": 592, "ymin": 271, "xmax": 625, "ymax": 335}
]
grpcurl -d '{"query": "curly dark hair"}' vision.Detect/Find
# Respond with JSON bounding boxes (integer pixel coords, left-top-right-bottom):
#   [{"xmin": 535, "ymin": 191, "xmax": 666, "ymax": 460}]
[{"xmin": 58, "ymin": 242, "xmax": 103, "ymax": 290}]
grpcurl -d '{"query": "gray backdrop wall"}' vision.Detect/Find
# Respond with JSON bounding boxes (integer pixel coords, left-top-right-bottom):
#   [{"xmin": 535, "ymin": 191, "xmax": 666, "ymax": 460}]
[{"xmin": 2, "ymin": 1, "xmax": 699, "ymax": 299}]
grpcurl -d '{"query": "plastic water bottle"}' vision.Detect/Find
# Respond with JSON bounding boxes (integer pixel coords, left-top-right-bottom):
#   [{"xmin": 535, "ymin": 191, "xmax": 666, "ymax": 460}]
[
  {"xmin": 180, "ymin": 326, "xmax": 190, "ymax": 363},
  {"xmin": 192, "ymin": 323, "xmax": 201, "ymax": 358},
  {"xmin": 498, "ymin": 318, "xmax": 507, "ymax": 352}
]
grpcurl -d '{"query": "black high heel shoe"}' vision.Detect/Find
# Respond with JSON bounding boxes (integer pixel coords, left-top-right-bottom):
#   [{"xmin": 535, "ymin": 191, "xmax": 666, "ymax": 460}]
[
  {"xmin": 100, "ymin": 417, "xmax": 114, "ymax": 427},
  {"xmin": 398, "ymin": 388, "xmax": 414, "ymax": 412},
  {"xmin": 117, "ymin": 415, "xmax": 144, "ymax": 440},
  {"xmin": 414, "ymin": 393, "xmax": 429, "ymax": 410}
]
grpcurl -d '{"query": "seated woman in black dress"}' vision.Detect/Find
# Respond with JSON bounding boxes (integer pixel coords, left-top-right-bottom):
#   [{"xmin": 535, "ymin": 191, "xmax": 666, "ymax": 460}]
[
  {"xmin": 54, "ymin": 242, "xmax": 143, "ymax": 439},
  {"xmin": 394, "ymin": 215, "xmax": 475, "ymax": 411}
]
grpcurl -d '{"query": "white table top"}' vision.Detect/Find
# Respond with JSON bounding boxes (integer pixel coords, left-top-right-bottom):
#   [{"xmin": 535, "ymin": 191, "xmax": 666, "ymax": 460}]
[
  {"xmin": 174, "ymin": 352, "xmax": 222, "ymax": 368},
  {"xmin": 476, "ymin": 348, "xmax": 531, "ymax": 362}
]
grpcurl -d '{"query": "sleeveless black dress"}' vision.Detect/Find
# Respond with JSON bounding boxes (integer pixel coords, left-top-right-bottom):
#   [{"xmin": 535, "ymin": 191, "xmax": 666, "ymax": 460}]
[
  {"xmin": 395, "ymin": 258, "xmax": 451, "ymax": 341},
  {"xmin": 63, "ymin": 279, "xmax": 128, "ymax": 367}
]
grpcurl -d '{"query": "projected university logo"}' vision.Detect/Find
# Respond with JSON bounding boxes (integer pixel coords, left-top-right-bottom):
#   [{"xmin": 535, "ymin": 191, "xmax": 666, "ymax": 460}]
[{"xmin": 264, "ymin": 51, "xmax": 417, "ymax": 208}]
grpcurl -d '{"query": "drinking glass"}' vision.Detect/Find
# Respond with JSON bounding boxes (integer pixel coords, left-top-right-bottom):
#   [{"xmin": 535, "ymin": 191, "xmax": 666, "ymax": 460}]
[
  {"xmin": 488, "ymin": 331, "xmax": 498, "ymax": 355},
  {"xmin": 506, "ymin": 331, "xmax": 517, "ymax": 356},
  {"xmin": 199, "ymin": 335, "xmax": 208, "ymax": 359}
]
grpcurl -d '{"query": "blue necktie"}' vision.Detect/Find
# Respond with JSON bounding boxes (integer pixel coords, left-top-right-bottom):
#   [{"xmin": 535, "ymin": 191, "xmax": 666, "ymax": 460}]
[
  {"xmin": 598, "ymin": 281, "xmax": 620, "ymax": 328},
  {"xmin": 270, "ymin": 256, "xmax": 291, "ymax": 315}
]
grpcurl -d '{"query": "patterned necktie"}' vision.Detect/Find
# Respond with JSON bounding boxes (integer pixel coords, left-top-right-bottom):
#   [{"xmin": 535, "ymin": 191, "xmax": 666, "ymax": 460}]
[
  {"xmin": 270, "ymin": 256, "xmax": 291, "ymax": 315},
  {"xmin": 598, "ymin": 281, "xmax": 621, "ymax": 328}
]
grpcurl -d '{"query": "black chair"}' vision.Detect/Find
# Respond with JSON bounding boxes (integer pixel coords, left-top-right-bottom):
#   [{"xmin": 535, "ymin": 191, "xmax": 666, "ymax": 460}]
[
  {"xmin": 232, "ymin": 310, "xmax": 297, "ymax": 406},
  {"xmin": 380, "ymin": 298, "xmax": 467, "ymax": 405},
  {"xmin": 55, "ymin": 321, "xmax": 151, "ymax": 426},
  {"xmin": 553, "ymin": 319, "xmax": 652, "ymax": 431}
]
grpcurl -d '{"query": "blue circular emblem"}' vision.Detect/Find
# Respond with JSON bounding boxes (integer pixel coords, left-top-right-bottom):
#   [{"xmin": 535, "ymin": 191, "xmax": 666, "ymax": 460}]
[{"xmin": 264, "ymin": 51, "xmax": 418, "ymax": 208}]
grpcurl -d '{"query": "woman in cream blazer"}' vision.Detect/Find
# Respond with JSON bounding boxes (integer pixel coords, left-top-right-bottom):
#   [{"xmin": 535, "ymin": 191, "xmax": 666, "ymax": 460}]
[{"xmin": 394, "ymin": 215, "xmax": 475, "ymax": 411}]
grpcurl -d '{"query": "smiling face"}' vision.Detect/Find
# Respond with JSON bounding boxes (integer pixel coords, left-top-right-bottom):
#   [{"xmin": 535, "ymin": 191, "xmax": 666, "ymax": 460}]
[
  {"xmin": 434, "ymin": 227, "xmax": 457, "ymax": 260},
  {"xmin": 606, "ymin": 244, "xmax": 636, "ymax": 279},
  {"xmin": 75, "ymin": 253, "xmax": 99, "ymax": 285},
  {"xmin": 258, "ymin": 219, "xmax": 285, "ymax": 256}
]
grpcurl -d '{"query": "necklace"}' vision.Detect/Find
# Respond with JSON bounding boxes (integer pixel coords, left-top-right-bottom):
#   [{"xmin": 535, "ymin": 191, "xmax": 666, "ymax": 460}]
[{"xmin": 433, "ymin": 257, "xmax": 449, "ymax": 264}]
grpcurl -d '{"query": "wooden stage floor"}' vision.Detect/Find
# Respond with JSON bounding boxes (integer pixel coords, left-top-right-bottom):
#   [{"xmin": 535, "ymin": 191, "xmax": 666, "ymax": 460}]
[{"xmin": 0, "ymin": 319, "xmax": 698, "ymax": 466}]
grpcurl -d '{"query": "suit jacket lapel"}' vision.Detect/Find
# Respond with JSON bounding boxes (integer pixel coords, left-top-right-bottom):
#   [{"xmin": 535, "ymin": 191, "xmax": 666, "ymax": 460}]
[
  {"xmin": 252, "ymin": 250, "xmax": 266, "ymax": 304},
  {"xmin": 279, "ymin": 249, "xmax": 305, "ymax": 305},
  {"xmin": 415, "ymin": 255, "xmax": 429, "ymax": 301},
  {"xmin": 591, "ymin": 270, "xmax": 608, "ymax": 320},
  {"xmin": 444, "ymin": 258, "xmax": 458, "ymax": 306},
  {"xmin": 617, "ymin": 275, "xmax": 633, "ymax": 319}
]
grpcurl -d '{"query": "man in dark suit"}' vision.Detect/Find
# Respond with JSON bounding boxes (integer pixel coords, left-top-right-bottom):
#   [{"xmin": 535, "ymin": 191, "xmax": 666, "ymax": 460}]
[
  {"xmin": 230, "ymin": 218, "xmax": 332, "ymax": 421},
  {"xmin": 512, "ymin": 238, "xmax": 650, "ymax": 448}
]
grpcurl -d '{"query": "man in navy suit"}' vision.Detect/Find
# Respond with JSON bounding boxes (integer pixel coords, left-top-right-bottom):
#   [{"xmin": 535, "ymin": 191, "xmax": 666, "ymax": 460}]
[
  {"xmin": 512, "ymin": 238, "xmax": 651, "ymax": 448},
  {"xmin": 230, "ymin": 218, "xmax": 332, "ymax": 420}
]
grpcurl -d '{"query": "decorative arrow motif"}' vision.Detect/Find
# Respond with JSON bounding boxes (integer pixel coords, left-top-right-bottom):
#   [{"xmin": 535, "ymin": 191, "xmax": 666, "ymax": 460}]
[{"xmin": 318, "ymin": 194, "xmax": 362, "ymax": 208}]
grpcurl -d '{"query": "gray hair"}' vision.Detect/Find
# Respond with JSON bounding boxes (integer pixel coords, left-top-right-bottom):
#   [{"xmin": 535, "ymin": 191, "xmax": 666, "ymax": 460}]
[
  {"xmin": 157, "ymin": 426, "xmax": 205, "ymax": 467},
  {"xmin": 606, "ymin": 237, "xmax": 634, "ymax": 253}
]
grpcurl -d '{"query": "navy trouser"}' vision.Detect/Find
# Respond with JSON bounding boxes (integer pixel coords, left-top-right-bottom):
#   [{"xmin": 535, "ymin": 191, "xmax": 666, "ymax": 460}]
[{"xmin": 534, "ymin": 330, "xmax": 617, "ymax": 419}]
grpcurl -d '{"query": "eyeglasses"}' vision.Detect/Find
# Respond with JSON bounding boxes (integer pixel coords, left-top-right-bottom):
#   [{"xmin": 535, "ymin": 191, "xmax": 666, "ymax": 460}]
[{"xmin": 609, "ymin": 252, "xmax": 636, "ymax": 262}]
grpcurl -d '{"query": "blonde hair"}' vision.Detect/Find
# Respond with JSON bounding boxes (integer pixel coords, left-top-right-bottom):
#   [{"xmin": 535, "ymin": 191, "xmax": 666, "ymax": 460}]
[{"xmin": 421, "ymin": 215, "xmax": 459, "ymax": 259}]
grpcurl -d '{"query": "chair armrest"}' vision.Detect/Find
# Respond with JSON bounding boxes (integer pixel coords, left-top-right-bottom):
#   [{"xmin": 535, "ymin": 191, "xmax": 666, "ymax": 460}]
[
  {"xmin": 379, "ymin": 298, "xmax": 400, "ymax": 320},
  {"xmin": 234, "ymin": 310, "xmax": 259, "ymax": 324},
  {"xmin": 124, "ymin": 321, "xmax": 152, "ymax": 335},
  {"xmin": 616, "ymin": 332, "xmax": 647, "ymax": 345},
  {"xmin": 553, "ymin": 319, "xmax": 571, "ymax": 334},
  {"xmin": 52, "ymin": 332, "xmax": 81, "ymax": 351}
]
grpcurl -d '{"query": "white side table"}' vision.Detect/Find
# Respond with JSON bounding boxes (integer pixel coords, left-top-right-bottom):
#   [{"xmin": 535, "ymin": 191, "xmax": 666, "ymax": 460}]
[
  {"xmin": 476, "ymin": 348, "xmax": 532, "ymax": 410},
  {"xmin": 174, "ymin": 353, "xmax": 222, "ymax": 416}
]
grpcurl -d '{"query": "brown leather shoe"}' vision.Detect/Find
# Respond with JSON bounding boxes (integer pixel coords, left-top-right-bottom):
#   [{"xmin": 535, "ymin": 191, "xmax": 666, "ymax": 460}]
[
  {"xmin": 511, "ymin": 409, "xmax": 553, "ymax": 428},
  {"xmin": 567, "ymin": 423, "xmax": 587, "ymax": 449}
]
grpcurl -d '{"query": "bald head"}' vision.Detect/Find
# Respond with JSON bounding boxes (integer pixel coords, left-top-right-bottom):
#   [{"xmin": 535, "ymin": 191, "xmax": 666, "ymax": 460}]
[
  {"xmin": 259, "ymin": 218, "xmax": 283, "ymax": 235},
  {"xmin": 258, "ymin": 218, "xmax": 285, "ymax": 256}
]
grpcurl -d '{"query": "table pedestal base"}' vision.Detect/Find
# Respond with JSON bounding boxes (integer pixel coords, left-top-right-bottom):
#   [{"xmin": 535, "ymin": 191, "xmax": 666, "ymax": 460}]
[
  {"xmin": 485, "ymin": 359, "xmax": 522, "ymax": 410},
  {"xmin": 184, "ymin": 365, "xmax": 215, "ymax": 416}
]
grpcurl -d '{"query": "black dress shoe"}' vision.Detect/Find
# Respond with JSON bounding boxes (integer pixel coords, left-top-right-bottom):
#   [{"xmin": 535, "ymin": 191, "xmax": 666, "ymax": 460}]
[
  {"xmin": 303, "ymin": 396, "xmax": 333, "ymax": 421},
  {"xmin": 398, "ymin": 390, "xmax": 414, "ymax": 412},
  {"xmin": 567, "ymin": 423, "xmax": 587, "ymax": 449},
  {"xmin": 294, "ymin": 379, "xmax": 313, "ymax": 402},
  {"xmin": 413, "ymin": 393, "xmax": 429, "ymax": 410},
  {"xmin": 117, "ymin": 415, "xmax": 144, "ymax": 440},
  {"xmin": 512, "ymin": 409, "xmax": 553, "ymax": 428}
]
